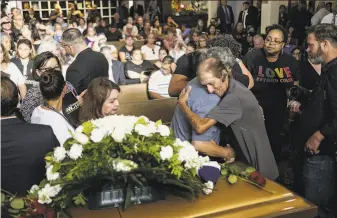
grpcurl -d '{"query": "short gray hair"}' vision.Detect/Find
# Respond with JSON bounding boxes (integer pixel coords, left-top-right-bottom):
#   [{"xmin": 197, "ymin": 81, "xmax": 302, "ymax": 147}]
[
  {"xmin": 62, "ymin": 28, "xmax": 85, "ymax": 45},
  {"xmin": 199, "ymin": 46, "xmax": 236, "ymax": 70}
]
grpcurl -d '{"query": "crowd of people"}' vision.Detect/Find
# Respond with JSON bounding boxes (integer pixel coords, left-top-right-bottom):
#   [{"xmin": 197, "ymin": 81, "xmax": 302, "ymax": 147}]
[{"xmin": 1, "ymin": 0, "xmax": 337, "ymax": 217}]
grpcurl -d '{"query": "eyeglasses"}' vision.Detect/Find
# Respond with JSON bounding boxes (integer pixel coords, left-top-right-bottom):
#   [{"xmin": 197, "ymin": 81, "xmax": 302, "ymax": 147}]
[
  {"xmin": 265, "ymin": 39, "xmax": 283, "ymax": 45},
  {"xmin": 39, "ymin": 66, "xmax": 61, "ymax": 72}
]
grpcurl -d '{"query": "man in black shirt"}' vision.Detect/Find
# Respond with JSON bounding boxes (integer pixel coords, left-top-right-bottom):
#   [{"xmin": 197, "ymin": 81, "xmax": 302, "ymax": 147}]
[
  {"xmin": 63, "ymin": 28, "xmax": 109, "ymax": 93},
  {"xmin": 243, "ymin": 25, "xmax": 300, "ymax": 161},
  {"xmin": 290, "ymin": 24, "xmax": 337, "ymax": 218}
]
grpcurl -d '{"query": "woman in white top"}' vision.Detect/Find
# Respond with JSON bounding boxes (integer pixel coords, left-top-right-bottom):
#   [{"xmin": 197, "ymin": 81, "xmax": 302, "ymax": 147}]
[
  {"xmin": 31, "ymin": 70, "xmax": 74, "ymax": 146},
  {"xmin": 141, "ymin": 33, "xmax": 160, "ymax": 60},
  {"xmin": 1, "ymin": 44, "xmax": 27, "ymax": 99},
  {"xmin": 77, "ymin": 18, "xmax": 87, "ymax": 34}
]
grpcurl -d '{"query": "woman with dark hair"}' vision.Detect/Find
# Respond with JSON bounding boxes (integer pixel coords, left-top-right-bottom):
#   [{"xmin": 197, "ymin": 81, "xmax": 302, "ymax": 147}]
[
  {"xmin": 11, "ymin": 39, "xmax": 34, "ymax": 79},
  {"xmin": 1, "ymin": 44, "xmax": 26, "ymax": 99},
  {"xmin": 151, "ymin": 18, "xmax": 162, "ymax": 35},
  {"xmin": 207, "ymin": 25, "xmax": 217, "ymax": 40},
  {"xmin": 20, "ymin": 52, "xmax": 82, "ymax": 126},
  {"xmin": 232, "ymin": 22, "xmax": 246, "ymax": 45},
  {"xmin": 31, "ymin": 70, "xmax": 74, "ymax": 145},
  {"xmin": 79, "ymin": 77, "xmax": 120, "ymax": 123}
]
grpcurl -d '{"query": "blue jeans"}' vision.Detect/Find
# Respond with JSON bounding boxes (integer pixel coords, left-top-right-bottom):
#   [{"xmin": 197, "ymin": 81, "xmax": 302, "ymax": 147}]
[{"xmin": 303, "ymin": 155, "xmax": 337, "ymax": 218}]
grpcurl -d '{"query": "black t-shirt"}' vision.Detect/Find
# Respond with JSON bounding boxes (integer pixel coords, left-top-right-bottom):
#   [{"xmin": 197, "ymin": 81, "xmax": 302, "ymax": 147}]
[
  {"xmin": 243, "ymin": 48, "xmax": 300, "ymax": 108},
  {"xmin": 174, "ymin": 53, "xmax": 249, "ymax": 88},
  {"xmin": 174, "ymin": 53, "xmax": 200, "ymax": 80},
  {"xmin": 119, "ymin": 46, "xmax": 134, "ymax": 62},
  {"xmin": 125, "ymin": 60, "xmax": 154, "ymax": 78},
  {"xmin": 232, "ymin": 63, "xmax": 249, "ymax": 88},
  {"xmin": 299, "ymin": 60, "xmax": 320, "ymax": 91}
]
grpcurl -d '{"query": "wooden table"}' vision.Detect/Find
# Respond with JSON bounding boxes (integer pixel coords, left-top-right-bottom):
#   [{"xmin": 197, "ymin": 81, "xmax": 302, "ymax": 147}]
[{"xmin": 72, "ymin": 179, "xmax": 316, "ymax": 218}]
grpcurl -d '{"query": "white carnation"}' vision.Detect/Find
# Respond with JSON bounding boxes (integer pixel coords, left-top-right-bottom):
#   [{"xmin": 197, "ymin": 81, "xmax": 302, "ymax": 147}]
[
  {"xmin": 75, "ymin": 125, "xmax": 84, "ymax": 133},
  {"xmin": 160, "ymin": 145, "xmax": 173, "ymax": 160},
  {"xmin": 37, "ymin": 184, "xmax": 62, "ymax": 204},
  {"xmin": 135, "ymin": 124, "xmax": 151, "ymax": 137},
  {"xmin": 74, "ymin": 132, "xmax": 89, "ymax": 144},
  {"xmin": 29, "ymin": 185, "xmax": 40, "ymax": 194},
  {"xmin": 90, "ymin": 128, "xmax": 107, "ymax": 143},
  {"xmin": 38, "ymin": 189, "xmax": 52, "ymax": 204},
  {"xmin": 147, "ymin": 121, "xmax": 158, "ymax": 134},
  {"xmin": 203, "ymin": 181, "xmax": 214, "ymax": 195},
  {"xmin": 111, "ymin": 128, "xmax": 126, "ymax": 142},
  {"xmin": 157, "ymin": 125, "xmax": 170, "ymax": 137},
  {"xmin": 48, "ymin": 184, "xmax": 62, "ymax": 197},
  {"xmin": 53, "ymin": 146, "xmax": 67, "ymax": 162},
  {"xmin": 68, "ymin": 144, "xmax": 83, "ymax": 160},
  {"xmin": 46, "ymin": 165, "xmax": 59, "ymax": 181}
]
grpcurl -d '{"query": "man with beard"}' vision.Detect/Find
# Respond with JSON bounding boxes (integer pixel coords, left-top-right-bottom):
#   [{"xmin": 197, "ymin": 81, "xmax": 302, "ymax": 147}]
[
  {"xmin": 243, "ymin": 25, "xmax": 300, "ymax": 162},
  {"xmin": 289, "ymin": 24, "xmax": 337, "ymax": 218}
]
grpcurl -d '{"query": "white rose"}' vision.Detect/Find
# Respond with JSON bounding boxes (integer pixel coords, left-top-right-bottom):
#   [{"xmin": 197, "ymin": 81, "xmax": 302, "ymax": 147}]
[
  {"xmin": 46, "ymin": 165, "xmax": 59, "ymax": 181},
  {"xmin": 53, "ymin": 146, "xmax": 67, "ymax": 162},
  {"xmin": 160, "ymin": 145, "xmax": 173, "ymax": 160},
  {"xmin": 75, "ymin": 125, "xmax": 84, "ymax": 133},
  {"xmin": 48, "ymin": 184, "xmax": 62, "ymax": 197},
  {"xmin": 111, "ymin": 128, "xmax": 126, "ymax": 142},
  {"xmin": 147, "ymin": 122, "xmax": 158, "ymax": 134},
  {"xmin": 157, "ymin": 125, "xmax": 170, "ymax": 137},
  {"xmin": 68, "ymin": 144, "xmax": 83, "ymax": 160},
  {"xmin": 74, "ymin": 132, "xmax": 89, "ymax": 144},
  {"xmin": 203, "ymin": 181, "xmax": 214, "ymax": 195},
  {"xmin": 29, "ymin": 185, "xmax": 40, "ymax": 194},
  {"xmin": 38, "ymin": 189, "xmax": 52, "ymax": 204},
  {"xmin": 90, "ymin": 128, "xmax": 107, "ymax": 143},
  {"xmin": 134, "ymin": 124, "xmax": 151, "ymax": 137}
]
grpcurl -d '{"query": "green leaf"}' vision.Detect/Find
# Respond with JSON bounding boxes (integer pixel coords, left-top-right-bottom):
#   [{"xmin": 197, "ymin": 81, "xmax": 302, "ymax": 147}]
[
  {"xmin": 136, "ymin": 117, "xmax": 147, "ymax": 125},
  {"xmin": 7, "ymin": 208, "xmax": 20, "ymax": 214},
  {"xmin": 82, "ymin": 121, "xmax": 95, "ymax": 135},
  {"xmin": 123, "ymin": 184, "xmax": 132, "ymax": 211},
  {"xmin": 73, "ymin": 193, "xmax": 86, "ymax": 206},
  {"xmin": 45, "ymin": 156, "xmax": 54, "ymax": 161},
  {"xmin": 53, "ymin": 162, "xmax": 61, "ymax": 173},
  {"xmin": 155, "ymin": 120, "xmax": 162, "ymax": 127},
  {"xmin": 1, "ymin": 192, "xmax": 5, "ymax": 203},
  {"xmin": 9, "ymin": 198, "xmax": 24, "ymax": 209}
]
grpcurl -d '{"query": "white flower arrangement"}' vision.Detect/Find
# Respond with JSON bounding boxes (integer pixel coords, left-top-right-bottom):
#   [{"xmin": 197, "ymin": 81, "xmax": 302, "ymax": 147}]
[{"xmin": 29, "ymin": 115, "xmax": 211, "ymax": 210}]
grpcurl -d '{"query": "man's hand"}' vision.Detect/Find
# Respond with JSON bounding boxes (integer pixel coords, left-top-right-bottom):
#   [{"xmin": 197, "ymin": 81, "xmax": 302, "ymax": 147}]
[
  {"xmin": 178, "ymin": 86, "xmax": 191, "ymax": 106},
  {"xmin": 305, "ymin": 131, "xmax": 324, "ymax": 154},
  {"xmin": 288, "ymin": 100, "xmax": 301, "ymax": 113},
  {"xmin": 76, "ymin": 89, "xmax": 87, "ymax": 106},
  {"xmin": 209, "ymin": 141, "xmax": 235, "ymax": 162}
]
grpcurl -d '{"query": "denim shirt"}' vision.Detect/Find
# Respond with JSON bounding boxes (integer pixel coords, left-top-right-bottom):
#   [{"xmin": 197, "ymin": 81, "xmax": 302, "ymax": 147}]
[{"xmin": 171, "ymin": 78, "xmax": 221, "ymax": 143}]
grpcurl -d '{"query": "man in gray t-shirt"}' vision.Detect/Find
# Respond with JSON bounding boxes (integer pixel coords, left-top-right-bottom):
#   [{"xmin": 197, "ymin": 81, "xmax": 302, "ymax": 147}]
[{"xmin": 171, "ymin": 78, "xmax": 233, "ymax": 160}]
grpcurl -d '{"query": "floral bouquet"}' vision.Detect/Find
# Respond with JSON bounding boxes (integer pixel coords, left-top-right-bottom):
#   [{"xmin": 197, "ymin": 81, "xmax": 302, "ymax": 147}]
[
  {"xmin": 7, "ymin": 115, "xmax": 217, "ymax": 217},
  {"xmin": 1, "ymin": 115, "xmax": 270, "ymax": 217}
]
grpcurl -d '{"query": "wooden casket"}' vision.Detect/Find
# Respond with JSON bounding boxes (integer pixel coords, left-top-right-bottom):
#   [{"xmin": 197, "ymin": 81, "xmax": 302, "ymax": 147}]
[{"xmin": 71, "ymin": 178, "xmax": 316, "ymax": 218}]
